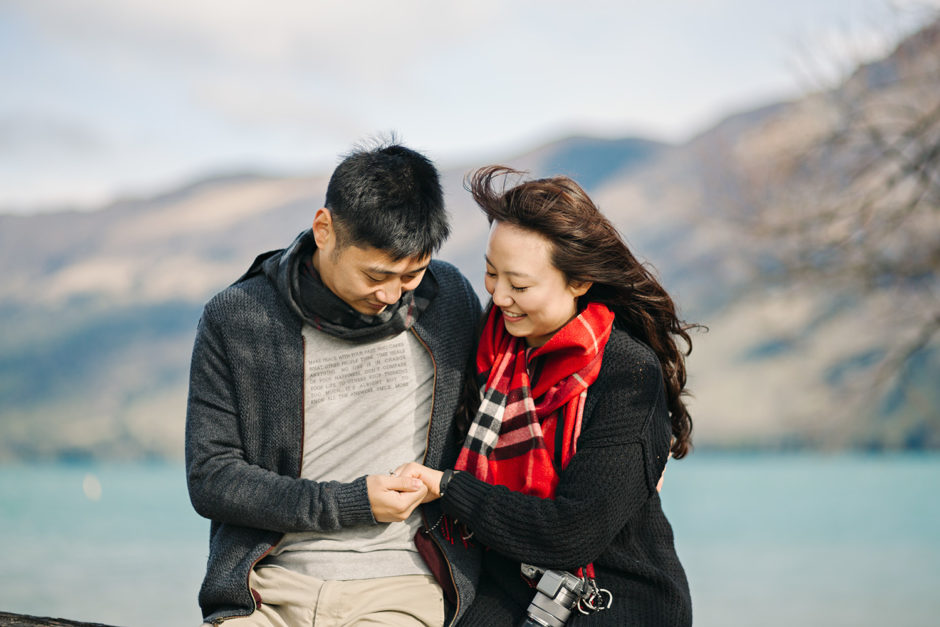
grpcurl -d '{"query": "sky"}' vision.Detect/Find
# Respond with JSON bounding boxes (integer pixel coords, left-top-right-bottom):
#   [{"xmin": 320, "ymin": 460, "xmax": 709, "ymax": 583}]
[{"xmin": 1, "ymin": 0, "xmax": 938, "ymax": 213}]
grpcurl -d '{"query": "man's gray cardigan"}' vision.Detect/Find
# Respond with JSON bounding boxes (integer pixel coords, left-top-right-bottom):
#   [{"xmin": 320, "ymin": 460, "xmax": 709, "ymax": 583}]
[{"xmin": 185, "ymin": 246, "xmax": 482, "ymax": 624}]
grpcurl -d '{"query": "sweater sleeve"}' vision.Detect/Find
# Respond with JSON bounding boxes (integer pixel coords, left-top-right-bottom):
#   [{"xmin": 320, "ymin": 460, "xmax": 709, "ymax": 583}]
[
  {"xmin": 185, "ymin": 310, "xmax": 375, "ymax": 533},
  {"xmin": 440, "ymin": 339, "xmax": 665, "ymax": 570}
]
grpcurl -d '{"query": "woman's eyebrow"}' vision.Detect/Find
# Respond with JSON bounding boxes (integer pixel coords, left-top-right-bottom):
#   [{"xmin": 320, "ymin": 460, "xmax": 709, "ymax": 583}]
[{"xmin": 484, "ymin": 255, "xmax": 534, "ymax": 279}]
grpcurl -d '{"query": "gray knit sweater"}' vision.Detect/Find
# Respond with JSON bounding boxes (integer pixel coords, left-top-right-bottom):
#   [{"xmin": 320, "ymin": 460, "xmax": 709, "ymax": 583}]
[{"xmin": 185, "ymin": 244, "xmax": 482, "ymax": 624}]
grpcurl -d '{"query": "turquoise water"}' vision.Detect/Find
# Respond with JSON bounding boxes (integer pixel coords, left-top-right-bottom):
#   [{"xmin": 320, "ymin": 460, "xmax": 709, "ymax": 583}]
[{"xmin": 1, "ymin": 453, "xmax": 938, "ymax": 626}]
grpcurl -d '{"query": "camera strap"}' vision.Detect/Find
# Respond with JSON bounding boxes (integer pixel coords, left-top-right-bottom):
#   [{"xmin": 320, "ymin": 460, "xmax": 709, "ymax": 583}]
[
  {"xmin": 576, "ymin": 575, "xmax": 613, "ymax": 615},
  {"xmin": 521, "ymin": 563, "xmax": 613, "ymax": 616}
]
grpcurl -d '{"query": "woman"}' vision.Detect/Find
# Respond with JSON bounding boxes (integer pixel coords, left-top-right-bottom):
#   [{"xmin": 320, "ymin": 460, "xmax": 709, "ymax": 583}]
[{"xmin": 398, "ymin": 166, "xmax": 696, "ymax": 625}]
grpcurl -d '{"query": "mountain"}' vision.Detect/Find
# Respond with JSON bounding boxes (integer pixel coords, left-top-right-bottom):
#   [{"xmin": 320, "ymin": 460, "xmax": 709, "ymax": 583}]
[
  {"xmin": 1, "ymin": 21, "xmax": 938, "ymax": 461},
  {"xmin": 0, "ymin": 174, "xmax": 330, "ymax": 460}
]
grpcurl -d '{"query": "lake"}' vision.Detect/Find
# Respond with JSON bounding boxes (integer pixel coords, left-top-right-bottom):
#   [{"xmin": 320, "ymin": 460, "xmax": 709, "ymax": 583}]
[{"xmin": 1, "ymin": 453, "xmax": 938, "ymax": 626}]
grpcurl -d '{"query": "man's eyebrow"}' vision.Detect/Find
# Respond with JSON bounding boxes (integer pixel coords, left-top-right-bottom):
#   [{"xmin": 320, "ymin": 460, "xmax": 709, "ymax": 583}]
[
  {"xmin": 365, "ymin": 262, "xmax": 430, "ymax": 276},
  {"xmin": 484, "ymin": 255, "xmax": 533, "ymax": 279}
]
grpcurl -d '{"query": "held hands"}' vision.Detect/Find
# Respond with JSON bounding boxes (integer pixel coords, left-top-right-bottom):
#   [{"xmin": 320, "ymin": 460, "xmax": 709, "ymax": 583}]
[
  {"xmin": 393, "ymin": 462, "xmax": 444, "ymax": 502},
  {"xmin": 366, "ymin": 474, "xmax": 428, "ymax": 523},
  {"xmin": 371, "ymin": 460, "xmax": 661, "ymax": 518}
]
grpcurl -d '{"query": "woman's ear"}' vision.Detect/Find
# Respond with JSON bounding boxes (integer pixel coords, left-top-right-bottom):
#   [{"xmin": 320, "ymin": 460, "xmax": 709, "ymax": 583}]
[{"xmin": 568, "ymin": 280, "xmax": 593, "ymax": 298}]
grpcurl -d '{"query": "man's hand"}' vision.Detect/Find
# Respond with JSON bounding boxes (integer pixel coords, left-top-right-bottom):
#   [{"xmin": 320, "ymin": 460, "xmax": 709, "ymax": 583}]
[
  {"xmin": 366, "ymin": 474, "xmax": 428, "ymax": 522},
  {"xmin": 394, "ymin": 462, "xmax": 444, "ymax": 502}
]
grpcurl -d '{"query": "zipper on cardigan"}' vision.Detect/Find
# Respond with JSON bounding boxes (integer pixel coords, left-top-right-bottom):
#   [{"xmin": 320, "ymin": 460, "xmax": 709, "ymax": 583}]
[
  {"xmin": 210, "ymin": 542, "xmax": 278, "ymax": 624},
  {"xmin": 421, "ymin": 508, "xmax": 463, "ymax": 627},
  {"xmin": 299, "ymin": 331, "xmax": 307, "ymax": 477},
  {"xmin": 411, "ymin": 327, "xmax": 437, "ymax": 467},
  {"xmin": 410, "ymin": 327, "xmax": 463, "ymax": 626}
]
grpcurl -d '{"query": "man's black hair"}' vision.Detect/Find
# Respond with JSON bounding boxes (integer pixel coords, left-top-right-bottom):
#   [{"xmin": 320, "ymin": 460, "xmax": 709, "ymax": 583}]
[{"xmin": 324, "ymin": 141, "xmax": 449, "ymax": 260}]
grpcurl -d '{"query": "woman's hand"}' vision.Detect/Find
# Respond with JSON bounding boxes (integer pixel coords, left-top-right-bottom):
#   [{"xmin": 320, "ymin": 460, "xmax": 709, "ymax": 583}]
[
  {"xmin": 394, "ymin": 462, "xmax": 445, "ymax": 502},
  {"xmin": 366, "ymin": 474, "xmax": 428, "ymax": 522}
]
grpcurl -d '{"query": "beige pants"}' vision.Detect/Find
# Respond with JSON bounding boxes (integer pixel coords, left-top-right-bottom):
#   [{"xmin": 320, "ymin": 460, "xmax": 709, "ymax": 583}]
[{"xmin": 204, "ymin": 566, "xmax": 445, "ymax": 627}]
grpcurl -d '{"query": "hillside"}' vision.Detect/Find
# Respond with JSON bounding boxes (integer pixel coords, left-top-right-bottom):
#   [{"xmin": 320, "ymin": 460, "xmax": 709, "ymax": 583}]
[{"xmin": 0, "ymin": 22, "xmax": 937, "ymax": 460}]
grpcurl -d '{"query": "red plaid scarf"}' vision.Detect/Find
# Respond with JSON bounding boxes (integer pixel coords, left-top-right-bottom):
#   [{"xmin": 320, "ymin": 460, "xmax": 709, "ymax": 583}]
[{"xmin": 455, "ymin": 302, "xmax": 614, "ymax": 498}]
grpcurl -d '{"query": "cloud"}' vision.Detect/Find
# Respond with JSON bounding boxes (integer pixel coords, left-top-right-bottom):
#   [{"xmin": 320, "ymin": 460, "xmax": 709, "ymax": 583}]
[
  {"xmin": 11, "ymin": 1, "xmax": 491, "ymax": 80},
  {"xmin": 0, "ymin": 112, "xmax": 106, "ymax": 159},
  {"xmin": 4, "ymin": 0, "xmax": 938, "ymax": 210},
  {"xmin": 6, "ymin": 1, "xmax": 504, "ymax": 144},
  {"xmin": 192, "ymin": 75, "xmax": 363, "ymax": 139}
]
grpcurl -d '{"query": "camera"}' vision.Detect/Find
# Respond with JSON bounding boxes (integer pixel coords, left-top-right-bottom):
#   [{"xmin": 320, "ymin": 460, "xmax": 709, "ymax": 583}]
[{"xmin": 518, "ymin": 569, "xmax": 586, "ymax": 627}]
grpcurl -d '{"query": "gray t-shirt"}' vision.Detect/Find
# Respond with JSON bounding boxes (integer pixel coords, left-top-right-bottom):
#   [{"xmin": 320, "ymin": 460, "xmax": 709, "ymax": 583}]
[{"xmin": 261, "ymin": 324, "xmax": 434, "ymax": 580}]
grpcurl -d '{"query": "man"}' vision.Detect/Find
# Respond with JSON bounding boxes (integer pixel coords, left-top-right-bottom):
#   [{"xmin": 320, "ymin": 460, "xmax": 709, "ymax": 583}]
[{"xmin": 186, "ymin": 142, "xmax": 481, "ymax": 626}]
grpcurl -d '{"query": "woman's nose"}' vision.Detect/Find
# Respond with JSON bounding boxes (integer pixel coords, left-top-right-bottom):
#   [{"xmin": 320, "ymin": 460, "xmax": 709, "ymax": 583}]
[{"xmin": 491, "ymin": 283, "xmax": 513, "ymax": 307}]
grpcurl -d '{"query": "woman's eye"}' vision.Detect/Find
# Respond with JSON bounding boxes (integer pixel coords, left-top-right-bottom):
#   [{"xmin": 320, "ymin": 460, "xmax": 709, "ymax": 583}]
[{"xmin": 512, "ymin": 285, "xmax": 528, "ymax": 292}]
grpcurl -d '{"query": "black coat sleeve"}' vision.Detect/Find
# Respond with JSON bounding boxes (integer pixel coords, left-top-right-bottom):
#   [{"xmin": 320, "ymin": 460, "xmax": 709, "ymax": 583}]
[{"xmin": 440, "ymin": 334, "xmax": 668, "ymax": 570}]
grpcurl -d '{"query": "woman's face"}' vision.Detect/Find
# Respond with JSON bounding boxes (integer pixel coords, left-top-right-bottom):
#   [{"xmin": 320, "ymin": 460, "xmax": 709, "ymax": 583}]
[{"xmin": 484, "ymin": 221, "xmax": 590, "ymax": 347}]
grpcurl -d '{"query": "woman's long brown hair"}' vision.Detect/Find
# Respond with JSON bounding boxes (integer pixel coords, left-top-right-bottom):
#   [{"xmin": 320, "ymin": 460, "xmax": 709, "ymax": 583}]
[{"xmin": 466, "ymin": 166, "xmax": 699, "ymax": 458}]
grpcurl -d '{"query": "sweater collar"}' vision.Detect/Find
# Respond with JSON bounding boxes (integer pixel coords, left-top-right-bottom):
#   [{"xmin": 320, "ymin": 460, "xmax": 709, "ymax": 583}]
[{"xmin": 259, "ymin": 230, "xmax": 437, "ymax": 342}]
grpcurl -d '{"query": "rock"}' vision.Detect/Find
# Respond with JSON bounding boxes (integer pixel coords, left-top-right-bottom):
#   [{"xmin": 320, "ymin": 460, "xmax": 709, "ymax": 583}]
[{"xmin": 0, "ymin": 612, "xmax": 119, "ymax": 627}]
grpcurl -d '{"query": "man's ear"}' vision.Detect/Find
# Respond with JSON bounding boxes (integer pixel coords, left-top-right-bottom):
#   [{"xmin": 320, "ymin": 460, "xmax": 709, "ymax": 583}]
[{"xmin": 312, "ymin": 208, "xmax": 333, "ymax": 248}]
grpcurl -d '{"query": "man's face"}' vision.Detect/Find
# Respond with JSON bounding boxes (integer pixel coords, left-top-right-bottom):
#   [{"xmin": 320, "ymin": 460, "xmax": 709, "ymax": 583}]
[{"xmin": 311, "ymin": 209, "xmax": 430, "ymax": 316}]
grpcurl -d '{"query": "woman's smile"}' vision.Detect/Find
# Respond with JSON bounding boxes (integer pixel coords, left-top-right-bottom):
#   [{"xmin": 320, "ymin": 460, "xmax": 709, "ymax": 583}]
[{"xmin": 501, "ymin": 309, "xmax": 527, "ymax": 322}]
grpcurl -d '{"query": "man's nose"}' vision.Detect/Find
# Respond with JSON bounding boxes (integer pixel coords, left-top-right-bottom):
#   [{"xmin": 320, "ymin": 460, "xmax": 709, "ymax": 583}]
[{"xmin": 377, "ymin": 281, "xmax": 402, "ymax": 304}]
